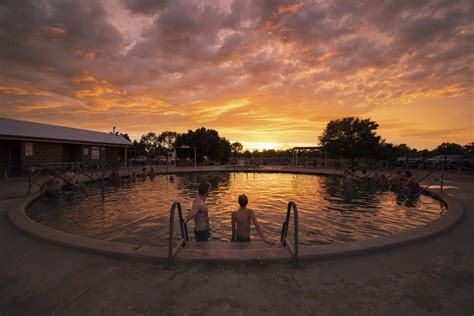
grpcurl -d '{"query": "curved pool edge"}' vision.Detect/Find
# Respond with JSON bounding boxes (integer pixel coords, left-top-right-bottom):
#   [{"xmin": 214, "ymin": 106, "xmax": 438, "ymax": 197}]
[{"xmin": 8, "ymin": 169, "xmax": 464, "ymax": 263}]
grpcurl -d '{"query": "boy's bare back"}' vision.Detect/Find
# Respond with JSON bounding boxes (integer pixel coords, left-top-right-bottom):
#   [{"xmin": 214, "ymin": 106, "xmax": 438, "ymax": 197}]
[{"xmin": 232, "ymin": 208, "xmax": 254, "ymax": 238}]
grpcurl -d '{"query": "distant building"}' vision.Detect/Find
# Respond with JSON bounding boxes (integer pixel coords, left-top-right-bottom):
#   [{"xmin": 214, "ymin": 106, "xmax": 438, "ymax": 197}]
[{"xmin": 0, "ymin": 118, "xmax": 132, "ymax": 176}]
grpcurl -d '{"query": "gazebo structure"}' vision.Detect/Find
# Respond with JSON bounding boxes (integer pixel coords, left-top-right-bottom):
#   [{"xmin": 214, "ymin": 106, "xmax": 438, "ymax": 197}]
[
  {"xmin": 292, "ymin": 146, "xmax": 326, "ymax": 167},
  {"xmin": 169, "ymin": 145, "xmax": 197, "ymax": 167}
]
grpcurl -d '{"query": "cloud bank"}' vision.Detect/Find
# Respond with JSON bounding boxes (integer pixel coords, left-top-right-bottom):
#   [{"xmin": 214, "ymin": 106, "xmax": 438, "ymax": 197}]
[{"xmin": 0, "ymin": 0, "xmax": 472, "ymax": 149}]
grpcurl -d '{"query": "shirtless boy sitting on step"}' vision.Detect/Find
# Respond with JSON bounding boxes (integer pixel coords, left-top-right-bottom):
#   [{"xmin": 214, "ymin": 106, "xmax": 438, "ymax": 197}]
[{"xmin": 231, "ymin": 194, "xmax": 273, "ymax": 244}]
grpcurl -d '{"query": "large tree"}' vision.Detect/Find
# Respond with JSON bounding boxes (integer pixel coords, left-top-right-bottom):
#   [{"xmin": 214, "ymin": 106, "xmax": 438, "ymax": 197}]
[
  {"xmin": 231, "ymin": 142, "xmax": 243, "ymax": 155},
  {"xmin": 140, "ymin": 132, "xmax": 161, "ymax": 158},
  {"xmin": 158, "ymin": 131, "xmax": 179, "ymax": 152},
  {"xmin": 464, "ymin": 142, "xmax": 474, "ymax": 155},
  {"xmin": 175, "ymin": 127, "xmax": 231, "ymax": 164},
  {"xmin": 431, "ymin": 142, "xmax": 466, "ymax": 155},
  {"xmin": 319, "ymin": 117, "xmax": 381, "ymax": 166}
]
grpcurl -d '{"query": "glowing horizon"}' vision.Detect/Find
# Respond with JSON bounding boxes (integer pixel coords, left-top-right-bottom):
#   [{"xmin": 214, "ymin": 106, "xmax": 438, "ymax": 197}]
[{"xmin": 0, "ymin": 1, "xmax": 472, "ymax": 151}]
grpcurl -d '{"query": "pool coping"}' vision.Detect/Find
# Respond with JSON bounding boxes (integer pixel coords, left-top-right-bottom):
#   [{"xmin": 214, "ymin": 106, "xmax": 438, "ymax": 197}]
[{"xmin": 8, "ymin": 168, "xmax": 464, "ymax": 263}]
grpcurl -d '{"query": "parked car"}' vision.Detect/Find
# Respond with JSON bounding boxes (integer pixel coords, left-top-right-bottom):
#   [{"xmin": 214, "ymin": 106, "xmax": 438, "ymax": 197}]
[
  {"xmin": 396, "ymin": 155, "xmax": 424, "ymax": 167},
  {"xmin": 460, "ymin": 155, "xmax": 474, "ymax": 168},
  {"xmin": 425, "ymin": 155, "xmax": 464, "ymax": 168},
  {"xmin": 152, "ymin": 155, "xmax": 167, "ymax": 164},
  {"xmin": 129, "ymin": 156, "xmax": 148, "ymax": 165}
]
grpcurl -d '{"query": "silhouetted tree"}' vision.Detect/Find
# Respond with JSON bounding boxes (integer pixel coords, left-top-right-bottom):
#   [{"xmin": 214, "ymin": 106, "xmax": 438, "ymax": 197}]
[
  {"xmin": 319, "ymin": 117, "xmax": 381, "ymax": 166},
  {"xmin": 158, "ymin": 131, "xmax": 179, "ymax": 152},
  {"xmin": 140, "ymin": 132, "xmax": 160, "ymax": 158},
  {"xmin": 231, "ymin": 142, "xmax": 243, "ymax": 155},
  {"xmin": 464, "ymin": 142, "xmax": 474, "ymax": 155},
  {"xmin": 175, "ymin": 127, "xmax": 231, "ymax": 164},
  {"xmin": 431, "ymin": 142, "xmax": 465, "ymax": 155}
]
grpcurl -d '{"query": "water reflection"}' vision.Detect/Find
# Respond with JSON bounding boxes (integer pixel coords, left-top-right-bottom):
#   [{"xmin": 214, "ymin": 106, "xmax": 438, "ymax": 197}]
[{"xmin": 27, "ymin": 172, "xmax": 444, "ymax": 246}]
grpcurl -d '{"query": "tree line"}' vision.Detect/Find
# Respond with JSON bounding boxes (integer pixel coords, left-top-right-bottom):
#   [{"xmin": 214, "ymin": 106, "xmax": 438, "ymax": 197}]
[
  {"xmin": 121, "ymin": 128, "xmax": 233, "ymax": 164},
  {"xmin": 116, "ymin": 117, "xmax": 473, "ymax": 165}
]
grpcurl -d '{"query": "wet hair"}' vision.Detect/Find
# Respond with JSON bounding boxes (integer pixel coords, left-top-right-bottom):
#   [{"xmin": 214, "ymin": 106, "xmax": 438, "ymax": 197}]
[
  {"xmin": 198, "ymin": 182, "xmax": 210, "ymax": 196},
  {"xmin": 405, "ymin": 171, "xmax": 412, "ymax": 177},
  {"xmin": 238, "ymin": 194, "xmax": 248, "ymax": 207}
]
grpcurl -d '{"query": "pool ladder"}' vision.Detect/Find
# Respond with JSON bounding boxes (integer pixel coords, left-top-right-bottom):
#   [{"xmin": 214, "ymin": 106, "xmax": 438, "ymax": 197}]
[
  {"xmin": 280, "ymin": 201, "xmax": 301, "ymax": 269},
  {"xmin": 165, "ymin": 200, "xmax": 300, "ymax": 269},
  {"xmin": 165, "ymin": 201, "xmax": 189, "ymax": 269}
]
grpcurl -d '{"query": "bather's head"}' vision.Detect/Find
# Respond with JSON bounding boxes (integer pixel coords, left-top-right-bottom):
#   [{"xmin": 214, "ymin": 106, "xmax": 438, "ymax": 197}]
[
  {"xmin": 238, "ymin": 194, "xmax": 248, "ymax": 208},
  {"xmin": 198, "ymin": 182, "xmax": 210, "ymax": 197}
]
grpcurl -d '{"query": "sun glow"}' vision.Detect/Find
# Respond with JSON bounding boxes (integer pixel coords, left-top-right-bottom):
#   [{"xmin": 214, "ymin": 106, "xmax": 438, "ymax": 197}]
[{"xmin": 241, "ymin": 142, "xmax": 281, "ymax": 151}]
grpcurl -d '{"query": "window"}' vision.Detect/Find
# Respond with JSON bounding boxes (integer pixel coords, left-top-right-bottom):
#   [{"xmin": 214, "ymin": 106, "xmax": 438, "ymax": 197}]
[
  {"xmin": 25, "ymin": 143, "xmax": 33, "ymax": 156},
  {"xmin": 91, "ymin": 146, "xmax": 100, "ymax": 160}
]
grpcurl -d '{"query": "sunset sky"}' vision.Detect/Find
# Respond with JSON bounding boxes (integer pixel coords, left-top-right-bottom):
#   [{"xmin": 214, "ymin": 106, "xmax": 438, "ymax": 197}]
[{"xmin": 0, "ymin": 0, "xmax": 472, "ymax": 151}]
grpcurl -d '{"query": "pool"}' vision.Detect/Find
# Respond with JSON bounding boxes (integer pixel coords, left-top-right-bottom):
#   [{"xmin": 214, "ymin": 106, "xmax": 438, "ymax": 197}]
[{"xmin": 26, "ymin": 172, "xmax": 445, "ymax": 246}]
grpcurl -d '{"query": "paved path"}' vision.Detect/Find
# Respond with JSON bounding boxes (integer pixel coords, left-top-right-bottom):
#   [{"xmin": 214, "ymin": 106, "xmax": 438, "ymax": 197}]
[{"xmin": 0, "ymin": 167, "xmax": 473, "ymax": 315}]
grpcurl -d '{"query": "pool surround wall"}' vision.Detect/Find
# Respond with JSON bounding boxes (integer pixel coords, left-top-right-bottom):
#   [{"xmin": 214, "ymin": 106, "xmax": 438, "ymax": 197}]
[{"xmin": 8, "ymin": 168, "xmax": 464, "ymax": 262}]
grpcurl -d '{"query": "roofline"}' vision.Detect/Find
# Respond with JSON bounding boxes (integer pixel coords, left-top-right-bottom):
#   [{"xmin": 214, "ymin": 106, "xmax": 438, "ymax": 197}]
[{"xmin": 0, "ymin": 135, "xmax": 131, "ymax": 147}]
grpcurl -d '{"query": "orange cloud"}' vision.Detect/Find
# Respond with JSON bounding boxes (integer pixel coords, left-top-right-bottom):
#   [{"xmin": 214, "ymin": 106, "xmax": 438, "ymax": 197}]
[
  {"xmin": 0, "ymin": 84, "xmax": 51, "ymax": 96},
  {"xmin": 75, "ymin": 87, "xmax": 127, "ymax": 98},
  {"xmin": 277, "ymin": 2, "xmax": 303, "ymax": 14}
]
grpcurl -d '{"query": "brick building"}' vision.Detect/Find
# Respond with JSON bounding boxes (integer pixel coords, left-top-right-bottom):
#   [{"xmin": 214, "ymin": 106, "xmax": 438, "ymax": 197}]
[{"xmin": 0, "ymin": 118, "xmax": 131, "ymax": 176}]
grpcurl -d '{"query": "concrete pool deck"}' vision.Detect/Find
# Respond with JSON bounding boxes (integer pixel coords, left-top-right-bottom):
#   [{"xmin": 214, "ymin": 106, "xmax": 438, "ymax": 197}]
[{"xmin": 1, "ymin": 166, "xmax": 473, "ymax": 314}]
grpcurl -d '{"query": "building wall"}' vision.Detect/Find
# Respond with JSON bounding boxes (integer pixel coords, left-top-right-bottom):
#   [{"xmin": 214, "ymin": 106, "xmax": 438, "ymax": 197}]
[
  {"xmin": 0, "ymin": 139, "xmax": 126, "ymax": 175},
  {"xmin": 106, "ymin": 147, "xmax": 120, "ymax": 165},
  {"xmin": 0, "ymin": 140, "xmax": 10, "ymax": 175},
  {"xmin": 62, "ymin": 144, "xmax": 82, "ymax": 162},
  {"xmin": 20, "ymin": 141, "xmax": 63, "ymax": 167}
]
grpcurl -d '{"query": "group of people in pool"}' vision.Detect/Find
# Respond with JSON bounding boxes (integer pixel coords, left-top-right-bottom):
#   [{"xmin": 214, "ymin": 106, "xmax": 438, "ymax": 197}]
[
  {"xmin": 342, "ymin": 167, "xmax": 422, "ymax": 196},
  {"xmin": 41, "ymin": 165, "xmax": 169, "ymax": 197},
  {"xmin": 184, "ymin": 182, "xmax": 274, "ymax": 244},
  {"xmin": 41, "ymin": 166, "xmax": 83, "ymax": 196}
]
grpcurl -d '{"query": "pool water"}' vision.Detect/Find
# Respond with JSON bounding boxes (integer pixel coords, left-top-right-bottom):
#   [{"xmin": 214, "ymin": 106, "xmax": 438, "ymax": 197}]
[{"xmin": 27, "ymin": 172, "xmax": 445, "ymax": 246}]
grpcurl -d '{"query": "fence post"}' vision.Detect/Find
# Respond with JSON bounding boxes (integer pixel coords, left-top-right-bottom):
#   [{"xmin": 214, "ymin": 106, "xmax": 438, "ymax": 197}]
[
  {"xmin": 440, "ymin": 166, "xmax": 444, "ymax": 194},
  {"xmin": 101, "ymin": 166, "xmax": 105, "ymax": 200}
]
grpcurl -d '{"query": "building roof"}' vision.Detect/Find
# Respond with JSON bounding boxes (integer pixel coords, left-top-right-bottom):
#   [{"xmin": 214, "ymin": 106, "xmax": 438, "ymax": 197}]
[{"xmin": 0, "ymin": 118, "xmax": 132, "ymax": 146}]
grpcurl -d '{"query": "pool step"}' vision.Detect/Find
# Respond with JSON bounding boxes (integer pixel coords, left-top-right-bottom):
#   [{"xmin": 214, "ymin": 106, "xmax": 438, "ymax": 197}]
[{"xmin": 177, "ymin": 241, "xmax": 291, "ymax": 261}]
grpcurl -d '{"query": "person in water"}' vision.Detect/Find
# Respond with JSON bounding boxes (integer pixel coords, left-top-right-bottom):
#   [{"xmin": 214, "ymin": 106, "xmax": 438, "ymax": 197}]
[
  {"xmin": 390, "ymin": 168, "xmax": 407, "ymax": 190},
  {"xmin": 148, "ymin": 166, "xmax": 156, "ymax": 179},
  {"xmin": 129, "ymin": 170, "xmax": 137, "ymax": 183},
  {"xmin": 405, "ymin": 171, "xmax": 421, "ymax": 195},
  {"xmin": 138, "ymin": 168, "xmax": 147, "ymax": 180},
  {"xmin": 184, "ymin": 183, "xmax": 212, "ymax": 242},
  {"xmin": 231, "ymin": 194, "xmax": 273, "ymax": 244},
  {"xmin": 41, "ymin": 174, "xmax": 63, "ymax": 196},
  {"xmin": 63, "ymin": 166, "xmax": 81, "ymax": 192},
  {"xmin": 110, "ymin": 166, "xmax": 120, "ymax": 182}
]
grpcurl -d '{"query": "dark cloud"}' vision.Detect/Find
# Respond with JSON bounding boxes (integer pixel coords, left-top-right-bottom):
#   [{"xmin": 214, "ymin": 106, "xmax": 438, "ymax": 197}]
[{"xmin": 122, "ymin": 0, "xmax": 168, "ymax": 15}]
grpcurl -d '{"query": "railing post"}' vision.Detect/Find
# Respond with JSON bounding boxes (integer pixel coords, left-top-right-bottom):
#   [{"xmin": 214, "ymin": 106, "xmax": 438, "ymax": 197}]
[
  {"xmin": 177, "ymin": 202, "xmax": 187, "ymax": 246},
  {"xmin": 101, "ymin": 166, "xmax": 105, "ymax": 201},
  {"xmin": 292, "ymin": 202, "xmax": 299, "ymax": 270},
  {"xmin": 440, "ymin": 166, "xmax": 444, "ymax": 194},
  {"xmin": 166, "ymin": 202, "xmax": 176, "ymax": 269},
  {"xmin": 280, "ymin": 201, "xmax": 301, "ymax": 269},
  {"xmin": 27, "ymin": 167, "xmax": 32, "ymax": 195}
]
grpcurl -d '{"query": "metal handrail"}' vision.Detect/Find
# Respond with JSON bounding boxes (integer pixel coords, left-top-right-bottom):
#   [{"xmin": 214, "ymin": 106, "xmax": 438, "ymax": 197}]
[
  {"xmin": 280, "ymin": 201, "xmax": 300, "ymax": 269},
  {"xmin": 166, "ymin": 201, "xmax": 189, "ymax": 269},
  {"xmin": 415, "ymin": 165, "xmax": 445, "ymax": 196}
]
